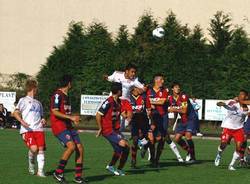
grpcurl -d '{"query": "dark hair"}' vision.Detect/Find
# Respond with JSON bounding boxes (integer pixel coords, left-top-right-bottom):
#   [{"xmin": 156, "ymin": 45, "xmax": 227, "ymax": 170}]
[
  {"xmin": 153, "ymin": 73, "xmax": 164, "ymax": 79},
  {"xmin": 171, "ymin": 81, "xmax": 181, "ymax": 89},
  {"xmin": 111, "ymin": 82, "xmax": 122, "ymax": 94},
  {"xmin": 60, "ymin": 74, "xmax": 73, "ymax": 87},
  {"xmin": 240, "ymin": 89, "xmax": 248, "ymax": 96},
  {"xmin": 125, "ymin": 63, "xmax": 137, "ymax": 71}
]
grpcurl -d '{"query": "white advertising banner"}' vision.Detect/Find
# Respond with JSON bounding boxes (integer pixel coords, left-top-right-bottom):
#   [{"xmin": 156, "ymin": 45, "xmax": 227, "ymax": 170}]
[
  {"xmin": 204, "ymin": 99, "xmax": 227, "ymax": 121},
  {"xmin": 168, "ymin": 99, "xmax": 203, "ymax": 120},
  {"xmin": 0, "ymin": 91, "xmax": 16, "ymax": 111},
  {"xmin": 80, "ymin": 95, "xmax": 108, "ymax": 115}
]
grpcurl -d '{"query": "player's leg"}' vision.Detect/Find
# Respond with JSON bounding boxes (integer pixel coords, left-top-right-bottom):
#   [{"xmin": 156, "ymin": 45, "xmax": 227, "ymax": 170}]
[
  {"xmin": 53, "ymin": 130, "xmax": 76, "ymax": 182},
  {"xmin": 35, "ymin": 132, "xmax": 46, "ymax": 177},
  {"xmin": 148, "ymin": 125, "xmax": 156, "ymax": 165},
  {"xmin": 228, "ymin": 129, "xmax": 244, "ymax": 170},
  {"xmin": 131, "ymin": 136, "xmax": 138, "ymax": 168},
  {"xmin": 164, "ymin": 115, "xmax": 183, "ymax": 162},
  {"xmin": 22, "ymin": 132, "xmax": 38, "ymax": 175},
  {"xmin": 29, "ymin": 145, "xmax": 38, "ymax": 175},
  {"xmin": 215, "ymin": 129, "xmax": 230, "ymax": 166},
  {"xmin": 185, "ymin": 131, "xmax": 195, "ymax": 162},
  {"xmin": 117, "ymin": 139, "xmax": 130, "ymax": 175},
  {"xmin": 154, "ymin": 136, "xmax": 165, "ymax": 167},
  {"xmin": 104, "ymin": 133, "xmax": 123, "ymax": 175}
]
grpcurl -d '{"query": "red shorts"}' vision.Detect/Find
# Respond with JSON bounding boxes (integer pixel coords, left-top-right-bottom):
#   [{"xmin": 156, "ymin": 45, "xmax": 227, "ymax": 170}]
[
  {"xmin": 221, "ymin": 128, "xmax": 244, "ymax": 143},
  {"xmin": 22, "ymin": 131, "xmax": 46, "ymax": 148},
  {"xmin": 121, "ymin": 99, "xmax": 132, "ymax": 112}
]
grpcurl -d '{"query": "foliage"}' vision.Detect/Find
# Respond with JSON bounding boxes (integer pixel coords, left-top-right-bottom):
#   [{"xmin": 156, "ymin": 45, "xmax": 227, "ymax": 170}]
[{"xmin": 36, "ymin": 11, "xmax": 250, "ymax": 113}]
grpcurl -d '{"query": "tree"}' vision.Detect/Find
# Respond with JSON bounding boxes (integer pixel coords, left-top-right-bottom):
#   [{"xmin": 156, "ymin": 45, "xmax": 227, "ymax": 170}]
[{"xmin": 209, "ymin": 11, "xmax": 233, "ymax": 56}]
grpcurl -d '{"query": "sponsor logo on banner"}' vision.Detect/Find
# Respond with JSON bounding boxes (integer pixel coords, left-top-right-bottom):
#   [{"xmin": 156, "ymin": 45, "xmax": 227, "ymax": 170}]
[
  {"xmin": 80, "ymin": 95, "xmax": 108, "ymax": 115},
  {"xmin": 204, "ymin": 99, "xmax": 227, "ymax": 121},
  {"xmin": 0, "ymin": 91, "xmax": 16, "ymax": 111}
]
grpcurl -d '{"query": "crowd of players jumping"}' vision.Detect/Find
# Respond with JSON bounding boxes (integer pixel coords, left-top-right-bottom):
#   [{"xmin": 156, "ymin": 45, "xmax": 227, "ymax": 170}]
[{"xmin": 12, "ymin": 63, "xmax": 250, "ymax": 184}]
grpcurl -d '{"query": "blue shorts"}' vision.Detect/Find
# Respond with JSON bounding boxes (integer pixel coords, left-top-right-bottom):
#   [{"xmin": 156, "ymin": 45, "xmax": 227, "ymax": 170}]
[
  {"xmin": 175, "ymin": 118, "xmax": 196, "ymax": 135},
  {"xmin": 131, "ymin": 113, "xmax": 149, "ymax": 137},
  {"xmin": 244, "ymin": 118, "xmax": 250, "ymax": 135},
  {"xmin": 151, "ymin": 113, "xmax": 168, "ymax": 137},
  {"xmin": 56, "ymin": 129, "xmax": 81, "ymax": 147},
  {"xmin": 104, "ymin": 132, "xmax": 124, "ymax": 153}
]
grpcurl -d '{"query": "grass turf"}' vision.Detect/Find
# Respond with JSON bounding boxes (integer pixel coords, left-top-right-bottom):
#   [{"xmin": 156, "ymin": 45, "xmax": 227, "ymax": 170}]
[{"xmin": 0, "ymin": 129, "xmax": 250, "ymax": 184}]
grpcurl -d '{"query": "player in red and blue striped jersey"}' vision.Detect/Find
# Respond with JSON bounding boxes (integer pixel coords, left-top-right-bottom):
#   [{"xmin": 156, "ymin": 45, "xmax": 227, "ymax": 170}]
[
  {"xmin": 129, "ymin": 86, "xmax": 150, "ymax": 168},
  {"xmin": 96, "ymin": 82, "xmax": 130, "ymax": 176},
  {"xmin": 168, "ymin": 82, "xmax": 197, "ymax": 163},
  {"xmin": 146, "ymin": 74, "xmax": 182, "ymax": 167}
]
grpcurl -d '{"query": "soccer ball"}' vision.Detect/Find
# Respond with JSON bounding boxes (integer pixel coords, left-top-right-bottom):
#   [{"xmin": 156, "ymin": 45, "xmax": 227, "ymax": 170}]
[{"xmin": 152, "ymin": 27, "xmax": 165, "ymax": 38}]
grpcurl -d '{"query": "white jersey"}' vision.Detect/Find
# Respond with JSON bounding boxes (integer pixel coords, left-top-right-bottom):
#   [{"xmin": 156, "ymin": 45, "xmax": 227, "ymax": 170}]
[
  {"xmin": 107, "ymin": 71, "xmax": 144, "ymax": 100},
  {"xmin": 16, "ymin": 96, "xmax": 44, "ymax": 134},
  {"xmin": 221, "ymin": 100, "xmax": 250, "ymax": 130}
]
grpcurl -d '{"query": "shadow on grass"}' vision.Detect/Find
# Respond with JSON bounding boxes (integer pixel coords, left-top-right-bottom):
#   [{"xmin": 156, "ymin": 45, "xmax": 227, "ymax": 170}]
[
  {"xmin": 46, "ymin": 168, "xmax": 90, "ymax": 176},
  {"xmin": 85, "ymin": 173, "xmax": 115, "ymax": 182}
]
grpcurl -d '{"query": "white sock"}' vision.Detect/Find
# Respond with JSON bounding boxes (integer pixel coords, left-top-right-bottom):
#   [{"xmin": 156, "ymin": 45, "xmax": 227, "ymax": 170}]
[
  {"xmin": 229, "ymin": 151, "xmax": 240, "ymax": 167},
  {"xmin": 37, "ymin": 151, "xmax": 45, "ymax": 173},
  {"xmin": 169, "ymin": 142, "xmax": 182, "ymax": 158},
  {"xmin": 28, "ymin": 150, "xmax": 35, "ymax": 169},
  {"xmin": 217, "ymin": 146, "xmax": 224, "ymax": 156}
]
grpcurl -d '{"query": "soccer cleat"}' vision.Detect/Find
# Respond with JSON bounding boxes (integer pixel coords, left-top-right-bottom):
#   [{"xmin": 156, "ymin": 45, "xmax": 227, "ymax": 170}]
[
  {"xmin": 177, "ymin": 157, "xmax": 184, "ymax": 163},
  {"xmin": 73, "ymin": 177, "xmax": 88, "ymax": 184},
  {"xmin": 185, "ymin": 153, "xmax": 191, "ymax": 162},
  {"xmin": 196, "ymin": 132, "xmax": 203, "ymax": 137},
  {"xmin": 37, "ymin": 171, "xmax": 46, "ymax": 177},
  {"xmin": 214, "ymin": 154, "xmax": 221, "ymax": 166},
  {"xmin": 53, "ymin": 172, "xmax": 67, "ymax": 183},
  {"xmin": 228, "ymin": 165, "xmax": 236, "ymax": 171},
  {"xmin": 185, "ymin": 159, "xmax": 196, "ymax": 164},
  {"xmin": 106, "ymin": 165, "xmax": 117, "ymax": 175},
  {"xmin": 115, "ymin": 169, "xmax": 125, "ymax": 176},
  {"xmin": 28, "ymin": 166, "xmax": 35, "ymax": 175}
]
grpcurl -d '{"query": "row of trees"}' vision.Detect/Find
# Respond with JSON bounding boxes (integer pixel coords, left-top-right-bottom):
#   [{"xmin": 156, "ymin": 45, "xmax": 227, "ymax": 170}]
[{"xmin": 35, "ymin": 11, "xmax": 250, "ymax": 113}]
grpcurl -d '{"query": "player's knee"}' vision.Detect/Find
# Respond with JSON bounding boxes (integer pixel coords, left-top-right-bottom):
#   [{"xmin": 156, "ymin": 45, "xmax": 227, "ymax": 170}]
[
  {"xmin": 185, "ymin": 132, "xmax": 192, "ymax": 140},
  {"xmin": 30, "ymin": 146, "xmax": 38, "ymax": 154},
  {"xmin": 66, "ymin": 142, "xmax": 76, "ymax": 151},
  {"xmin": 119, "ymin": 139, "xmax": 127, "ymax": 147}
]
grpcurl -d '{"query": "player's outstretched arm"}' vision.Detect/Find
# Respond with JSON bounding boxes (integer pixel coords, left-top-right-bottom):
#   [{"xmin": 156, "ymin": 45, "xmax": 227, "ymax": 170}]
[
  {"xmin": 217, "ymin": 102, "xmax": 226, "ymax": 107},
  {"xmin": 240, "ymin": 100, "xmax": 250, "ymax": 105},
  {"xmin": 95, "ymin": 112, "xmax": 102, "ymax": 137}
]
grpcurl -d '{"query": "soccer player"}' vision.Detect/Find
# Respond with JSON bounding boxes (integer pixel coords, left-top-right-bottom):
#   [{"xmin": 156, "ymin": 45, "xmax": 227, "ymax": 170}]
[
  {"xmin": 51, "ymin": 75, "xmax": 86, "ymax": 184},
  {"xmin": 13, "ymin": 79, "xmax": 46, "ymax": 177},
  {"xmin": 96, "ymin": 82, "xmax": 130, "ymax": 176},
  {"xmin": 104, "ymin": 63, "xmax": 145, "ymax": 130},
  {"xmin": 129, "ymin": 86, "xmax": 150, "ymax": 168},
  {"xmin": 190, "ymin": 97, "xmax": 203, "ymax": 137},
  {"xmin": 146, "ymin": 74, "xmax": 182, "ymax": 167},
  {"xmin": 168, "ymin": 82, "xmax": 197, "ymax": 163},
  {"xmin": 214, "ymin": 90, "xmax": 250, "ymax": 170}
]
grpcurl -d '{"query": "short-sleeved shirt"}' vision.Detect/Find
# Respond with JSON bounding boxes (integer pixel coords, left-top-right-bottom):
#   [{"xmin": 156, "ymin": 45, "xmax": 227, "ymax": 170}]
[
  {"xmin": 146, "ymin": 87, "xmax": 168, "ymax": 116},
  {"xmin": 16, "ymin": 96, "xmax": 44, "ymax": 134},
  {"xmin": 107, "ymin": 71, "xmax": 144, "ymax": 100},
  {"xmin": 129, "ymin": 94, "xmax": 147, "ymax": 114},
  {"xmin": 168, "ymin": 93, "xmax": 195, "ymax": 124},
  {"xmin": 221, "ymin": 100, "xmax": 250, "ymax": 130},
  {"xmin": 50, "ymin": 89, "xmax": 72, "ymax": 136},
  {"xmin": 97, "ymin": 96, "xmax": 121, "ymax": 136}
]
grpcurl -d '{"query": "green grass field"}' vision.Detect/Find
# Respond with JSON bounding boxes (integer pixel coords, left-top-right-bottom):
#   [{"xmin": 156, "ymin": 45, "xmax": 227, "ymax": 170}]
[{"xmin": 1, "ymin": 129, "xmax": 250, "ymax": 184}]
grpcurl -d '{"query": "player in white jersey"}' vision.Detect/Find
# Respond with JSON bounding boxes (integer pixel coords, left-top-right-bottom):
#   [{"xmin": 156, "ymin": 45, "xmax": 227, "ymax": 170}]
[
  {"xmin": 104, "ymin": 64, "xmax": 145, "ymax": 130},
  {"xmin": 13, "ymin": 79, "xmax": 46, "ymax": 177},
  {"xmin": 214, "ymin": 90, "xmax": 250, "ymax": 170}
]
